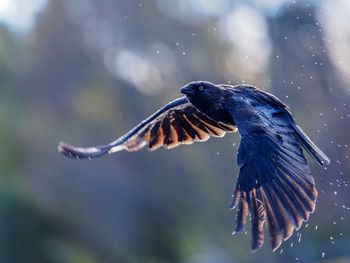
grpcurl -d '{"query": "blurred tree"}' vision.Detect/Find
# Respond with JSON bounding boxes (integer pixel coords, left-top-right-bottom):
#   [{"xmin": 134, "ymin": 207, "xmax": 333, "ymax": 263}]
[
  {"xmin": 0, "ymin": 0, "xmax": 349, "ymax": 262},
  {"xmin": 0, "ymin": 185, "xmax": 51, "ymax": 263}
]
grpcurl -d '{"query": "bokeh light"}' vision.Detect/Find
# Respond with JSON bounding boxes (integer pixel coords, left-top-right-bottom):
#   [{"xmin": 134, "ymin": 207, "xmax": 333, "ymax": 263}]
[
  {"xmin": 0, "ymin": 1, "xmax": 349, "ymax": 263},
  {"xmin": 0, "ymin": 0, "xmax": 47, "ymax": 33}
]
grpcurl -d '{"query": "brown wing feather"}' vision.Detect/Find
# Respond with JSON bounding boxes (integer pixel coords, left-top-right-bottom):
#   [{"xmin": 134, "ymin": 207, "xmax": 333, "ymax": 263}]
[
  {"xmin": 124, "ymin": 102, "xmax": 236, "ymax": 152},
  {"xmin": 58, "ymin": 97, "xmax": 237, "ymax": 159}
]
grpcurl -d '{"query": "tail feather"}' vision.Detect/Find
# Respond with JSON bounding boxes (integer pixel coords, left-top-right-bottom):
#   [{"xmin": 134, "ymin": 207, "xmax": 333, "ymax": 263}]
[{"xmin": 292, "ymin": 124, "xmax": 330, "ymax": 166}]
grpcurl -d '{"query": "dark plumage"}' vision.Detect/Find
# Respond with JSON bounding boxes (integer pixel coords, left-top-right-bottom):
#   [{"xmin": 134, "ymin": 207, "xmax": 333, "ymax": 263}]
[{"xmin": 58, "ymin": 81, "xmax": 330, "ymax": 252}]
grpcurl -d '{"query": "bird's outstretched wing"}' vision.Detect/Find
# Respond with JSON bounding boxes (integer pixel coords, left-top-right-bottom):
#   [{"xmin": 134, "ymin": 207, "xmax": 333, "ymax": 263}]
[
  {"xmin": 58, "ymin": 97, "xmax": 237, "ymax": 159},
  {"xmin": 230, "ymin": 110, "xmax": 329, "ymax": 252}
]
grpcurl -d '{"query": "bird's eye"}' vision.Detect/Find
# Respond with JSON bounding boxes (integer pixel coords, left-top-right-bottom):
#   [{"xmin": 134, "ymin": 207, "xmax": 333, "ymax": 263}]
[{"xmin": 198, "ymin": 86, "xmax": 204, "ymax": 91}]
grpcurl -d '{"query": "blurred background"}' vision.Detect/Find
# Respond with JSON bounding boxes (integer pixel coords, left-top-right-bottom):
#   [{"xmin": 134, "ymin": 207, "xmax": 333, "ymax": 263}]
[{"xmin": 0, "ymin": 0, "xmax": 349, "ymax": 262}]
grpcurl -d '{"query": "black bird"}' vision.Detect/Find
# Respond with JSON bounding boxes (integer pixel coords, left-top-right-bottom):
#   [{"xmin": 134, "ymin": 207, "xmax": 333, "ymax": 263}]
[{"xmin": 58, "ymin": 81, "xmax": 330, "ymax": 252}]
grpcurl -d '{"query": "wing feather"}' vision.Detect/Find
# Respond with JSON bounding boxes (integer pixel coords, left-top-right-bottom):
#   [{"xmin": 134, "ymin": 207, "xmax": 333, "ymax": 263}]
[
  {"xmin": 231, "ymin": 105, "xmax": 326, "ymax": 252},
  {"xmin": 58, "ymin": 97, "xmax": 237, "ymax": 159}
]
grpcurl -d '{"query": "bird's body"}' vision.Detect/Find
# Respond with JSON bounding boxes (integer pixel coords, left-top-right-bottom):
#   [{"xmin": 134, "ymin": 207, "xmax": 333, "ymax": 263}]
[{"xmin": 58, "ymin": 81, "xmax": 330, "ymax": 252}]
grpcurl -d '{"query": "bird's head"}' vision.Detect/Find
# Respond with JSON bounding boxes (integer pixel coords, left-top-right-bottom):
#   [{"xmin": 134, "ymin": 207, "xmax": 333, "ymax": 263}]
[{"xmin": 180, "ymin": 81, "xmax": 234, "ymax": 125}]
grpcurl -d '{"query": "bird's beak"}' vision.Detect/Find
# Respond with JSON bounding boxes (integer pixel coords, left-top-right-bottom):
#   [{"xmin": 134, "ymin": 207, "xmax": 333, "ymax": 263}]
[{"xmin": 180, "ymin": 85, "xmax": 195, "ymax": 96}]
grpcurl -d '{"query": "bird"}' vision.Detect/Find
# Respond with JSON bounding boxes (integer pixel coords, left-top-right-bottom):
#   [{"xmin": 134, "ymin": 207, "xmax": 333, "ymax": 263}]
[{"xmin": 58, "ymin": 81, "xmax": 330, "ymax": 252}]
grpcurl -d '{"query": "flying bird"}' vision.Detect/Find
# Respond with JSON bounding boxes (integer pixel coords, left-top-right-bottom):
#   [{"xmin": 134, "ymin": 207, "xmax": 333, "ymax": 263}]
[{"xmin": 58, "ymin": 81, "xmax": 330, "ymax": 252}]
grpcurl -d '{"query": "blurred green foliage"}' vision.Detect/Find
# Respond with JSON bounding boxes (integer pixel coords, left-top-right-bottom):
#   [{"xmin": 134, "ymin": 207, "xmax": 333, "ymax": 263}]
[{"xmin": 0, "ymin": 0, "xmax": 349, "ymax": 262}]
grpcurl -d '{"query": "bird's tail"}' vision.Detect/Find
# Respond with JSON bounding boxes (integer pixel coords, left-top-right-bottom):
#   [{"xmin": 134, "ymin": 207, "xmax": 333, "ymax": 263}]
[{"xmin": 292, "ymin": 124, "xmax": 330, "ymax": 166}]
